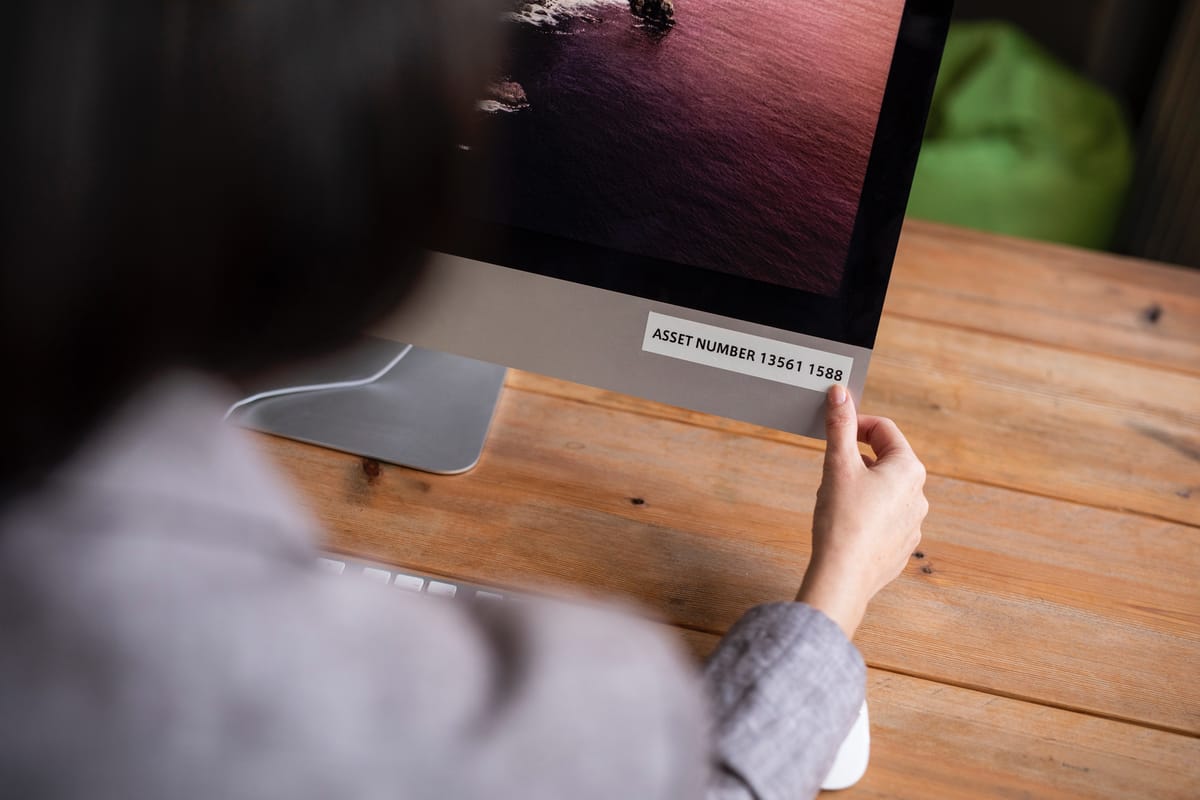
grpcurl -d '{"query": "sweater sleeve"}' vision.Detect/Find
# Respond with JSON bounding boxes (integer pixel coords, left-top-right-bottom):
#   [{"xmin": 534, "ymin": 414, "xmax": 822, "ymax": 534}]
[{"xmin": 704, "ymin": 603, "xmax": 867, "ymax": 800}]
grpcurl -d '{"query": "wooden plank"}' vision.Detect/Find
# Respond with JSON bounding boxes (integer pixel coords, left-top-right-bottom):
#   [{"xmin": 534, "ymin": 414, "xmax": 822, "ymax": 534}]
[
  {"xmin": 256, "ymin": 382, "xmax": 1200, "ymax": 734},
  {"xmin": 866, "ymin": 315, "xmax": 1200, "ymax": 525},
  {"xmin": 889, "ymin": 222, "xmax": 1200, "ymax": 375},
  {"xmin": 627, "ymin": 628, "xmax": 1200, "ymax": 799},
  {"xmin": 508, "ymin": 308, "xmax": 1200, "ymax": 526},
  {"xmin": 857, "ymin": 671, "xmax": 1200, "ymax": 800}
]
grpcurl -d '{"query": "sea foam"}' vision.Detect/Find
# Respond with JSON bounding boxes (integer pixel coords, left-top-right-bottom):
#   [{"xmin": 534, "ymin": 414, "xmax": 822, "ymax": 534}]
[
  {"xmin": 504, "ymin": 0, "xmax": 624, "ymax": 28},
  {"xmin": 476, "ymin": 99, "xmax": 524, "ymax": 114}
]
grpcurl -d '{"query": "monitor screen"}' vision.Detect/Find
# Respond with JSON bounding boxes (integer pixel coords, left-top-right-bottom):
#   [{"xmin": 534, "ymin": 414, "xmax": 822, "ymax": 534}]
[{"xmin": 376, "ymin": 0, "xmax": 951, "ymax": 439}]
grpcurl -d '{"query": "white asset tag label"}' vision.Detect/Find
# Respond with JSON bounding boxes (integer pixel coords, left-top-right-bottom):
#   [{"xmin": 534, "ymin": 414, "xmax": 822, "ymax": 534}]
[{"xmin": 641, "ymin": 311, "xmax": 853, "ymax": 390}]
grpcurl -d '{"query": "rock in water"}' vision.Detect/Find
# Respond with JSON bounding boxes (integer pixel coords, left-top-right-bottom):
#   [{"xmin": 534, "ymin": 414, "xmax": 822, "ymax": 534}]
[
  {"xmin": 629, "ymin": 0, "xmax": 675, "ymax": 27},
  {"xmin": 478, "ymin": 80, "xmax": 530, "ymax": 113},
  {"xmin": 487, "ymin": 81, "xmax": 529, "ymax": 108}
]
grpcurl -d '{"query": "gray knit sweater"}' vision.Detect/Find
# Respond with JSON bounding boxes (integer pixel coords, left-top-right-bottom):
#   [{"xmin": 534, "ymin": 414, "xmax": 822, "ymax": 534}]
[{"xmin": 0, "ymin": 374, "xmax": 864, "ymax": 799}]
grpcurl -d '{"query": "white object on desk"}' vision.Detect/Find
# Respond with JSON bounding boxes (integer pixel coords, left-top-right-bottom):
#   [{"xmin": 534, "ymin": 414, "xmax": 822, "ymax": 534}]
[
  {"xmin": 316, "ymin": 557, "xmax": 346, "ymax": 575},
  {"xmin": 362, "ymin": 567, "xmax": 392, "ymax": 583},
  {"xmin": 426, "ymin": 580, "xmax": 458, "ymax": 598},
  {"xmin": 821, "ymin": 700, "xmax": 870, "ymax": 791},
  {"xmin": 393, "ymin": 573, "xmax": 426, "ymax": 592}
]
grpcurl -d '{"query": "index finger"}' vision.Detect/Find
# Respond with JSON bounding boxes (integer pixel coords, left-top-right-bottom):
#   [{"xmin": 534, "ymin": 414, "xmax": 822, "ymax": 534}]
[{"xmin": 856, "ymin": 415, "xmax": 915, "ymax": 462}]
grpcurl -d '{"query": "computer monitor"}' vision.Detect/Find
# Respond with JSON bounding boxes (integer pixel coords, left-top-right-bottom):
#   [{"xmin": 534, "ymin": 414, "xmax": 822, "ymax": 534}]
[{"xmin": 233, "ymin": 0, "xmax": 951, "ymax": 473}]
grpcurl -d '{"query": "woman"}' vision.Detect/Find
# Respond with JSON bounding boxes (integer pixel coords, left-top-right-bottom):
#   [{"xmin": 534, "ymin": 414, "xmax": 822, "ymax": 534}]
[{"xmin": 0, "ymin": 2, "xmax": 927, "ymax": 798}]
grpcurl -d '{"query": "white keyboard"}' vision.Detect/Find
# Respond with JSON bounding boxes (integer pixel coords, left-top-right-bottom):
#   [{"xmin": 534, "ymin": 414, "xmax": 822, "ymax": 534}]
[{"xmin": 316, "ymin": 553, "xmax": 512, "ymax": 603}]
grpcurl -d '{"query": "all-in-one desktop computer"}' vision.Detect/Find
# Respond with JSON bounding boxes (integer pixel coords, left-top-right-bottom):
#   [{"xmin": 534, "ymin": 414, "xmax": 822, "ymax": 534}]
[{"xmin": 232, "ymin": 0, "xmax": 951, "ymax": 474}]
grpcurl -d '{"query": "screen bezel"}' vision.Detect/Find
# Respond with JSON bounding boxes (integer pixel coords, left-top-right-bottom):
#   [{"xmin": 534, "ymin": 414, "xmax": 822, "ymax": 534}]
[{"xmin": 436, "ymin": 0, "xmax": 952, "ymax": 350}]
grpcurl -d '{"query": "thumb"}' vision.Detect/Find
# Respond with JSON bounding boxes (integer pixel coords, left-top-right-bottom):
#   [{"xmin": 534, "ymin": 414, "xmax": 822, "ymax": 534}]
[{"xmin": 823, "ymin": 384, "xmax": 860, "ymax": 473}]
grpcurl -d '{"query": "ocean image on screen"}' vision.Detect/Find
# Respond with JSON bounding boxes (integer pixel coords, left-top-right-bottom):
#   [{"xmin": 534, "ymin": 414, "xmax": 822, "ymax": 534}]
[{"xmin": 463, "ymin": 0, "xmax": 903, "ymax": 297}]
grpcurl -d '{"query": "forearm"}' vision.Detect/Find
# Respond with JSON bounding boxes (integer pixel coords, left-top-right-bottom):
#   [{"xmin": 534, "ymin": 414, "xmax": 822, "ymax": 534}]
[{"xmin": 704, "ymin": 603, "xmax": 866, "ymax": 800}]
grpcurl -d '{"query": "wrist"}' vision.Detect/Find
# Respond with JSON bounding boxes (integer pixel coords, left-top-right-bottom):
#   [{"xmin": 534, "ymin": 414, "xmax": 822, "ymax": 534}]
[{"xmin": 796, "ymin": 564, "xmax": 867, "ymax": 640}]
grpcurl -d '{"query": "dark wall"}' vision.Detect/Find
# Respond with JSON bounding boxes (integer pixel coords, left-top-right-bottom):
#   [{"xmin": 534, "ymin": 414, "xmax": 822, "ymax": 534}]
[
  {"xmin": 951, "ymin": 0, "xmax": 1182, "ymax": 124},
  {"xmin": 950, "ymin": 0, "xmax": 1199, "ymax": 267}
]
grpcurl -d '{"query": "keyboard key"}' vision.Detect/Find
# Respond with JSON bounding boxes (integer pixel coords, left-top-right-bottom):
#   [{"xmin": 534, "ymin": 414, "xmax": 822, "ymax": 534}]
[
  {"xmin": 475, "ymin": 591, "xmax": 504, "ymax": 602},
  {"xmin": 426, "ymin": 581, "xmax": 458, "ymax": 598},
  {"xmin": 362, "ymin": 567, "xmax": 392, "ymax": 583},
  {"xmin": 393, "ymin": 573, "xmax": 425, "ymax": 592},
  {"xmin": 317, "ymin": 557, "xmax": 346, "ymax": 576}
]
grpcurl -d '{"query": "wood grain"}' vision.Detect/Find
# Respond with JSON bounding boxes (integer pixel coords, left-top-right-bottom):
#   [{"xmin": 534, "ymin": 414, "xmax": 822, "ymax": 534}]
[
  {"xmin": 866, "ymin": 316, "xmax": 1200, "ymax": 525},
  {"xmin": 257, "ymin": 377, "xmax": 1200, "ymax": 733},
  {"xmin": 508, "ymin": 310, "xmax": 1200, "ymax": 527},
  {"xmin": 889, "ymin": 222, "xmax": 1200, "ymax": 376},
  {"xmin": 641, "ymin": 628, "xmax": 1200, "ymax": 799},
  {"xmin": 857, "ymin": 667, "xmax": 1200, "ymax": 799}
]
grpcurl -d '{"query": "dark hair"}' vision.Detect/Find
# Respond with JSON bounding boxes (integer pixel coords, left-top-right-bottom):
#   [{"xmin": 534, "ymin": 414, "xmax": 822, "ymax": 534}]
[{"xmin": 0, "ymin": 1, "xmax": 499, "ymax": 492}]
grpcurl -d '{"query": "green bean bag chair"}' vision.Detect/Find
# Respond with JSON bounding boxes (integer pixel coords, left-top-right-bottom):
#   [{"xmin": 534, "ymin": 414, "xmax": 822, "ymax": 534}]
[{"xmin": 907, "ymin": 22, "xmax": 1134, "ymax": 249}]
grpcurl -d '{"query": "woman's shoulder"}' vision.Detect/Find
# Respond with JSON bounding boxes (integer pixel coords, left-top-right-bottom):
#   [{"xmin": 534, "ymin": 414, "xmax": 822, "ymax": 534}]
[{"xmin": 0, "ymin": 370, "xmax": 709, "ymax": 799}]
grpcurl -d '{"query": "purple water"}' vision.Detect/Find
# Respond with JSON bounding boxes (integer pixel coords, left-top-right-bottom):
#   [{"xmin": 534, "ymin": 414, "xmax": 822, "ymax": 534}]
[{"xmin": 475, "ymin": 0, "xmax": 902, "ymax": 296}]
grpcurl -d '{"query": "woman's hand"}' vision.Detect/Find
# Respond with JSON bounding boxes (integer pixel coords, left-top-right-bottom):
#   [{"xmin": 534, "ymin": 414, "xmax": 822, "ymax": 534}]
[{"xmin": 796, "ymin": 385, "xmax": 928, "ymax": 639}]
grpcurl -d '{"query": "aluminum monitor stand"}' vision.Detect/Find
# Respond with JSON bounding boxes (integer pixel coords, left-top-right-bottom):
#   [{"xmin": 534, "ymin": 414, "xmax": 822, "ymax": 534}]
[{"xmin": 229, "ymin": 336, "xmax": 506, "ymax": 475}]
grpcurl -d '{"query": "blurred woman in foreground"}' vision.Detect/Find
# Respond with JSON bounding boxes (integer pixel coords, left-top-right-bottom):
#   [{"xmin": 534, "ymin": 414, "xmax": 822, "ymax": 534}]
[{"xmin": 0, "ymin": 2, "xmax": 927, "ymax": 798}]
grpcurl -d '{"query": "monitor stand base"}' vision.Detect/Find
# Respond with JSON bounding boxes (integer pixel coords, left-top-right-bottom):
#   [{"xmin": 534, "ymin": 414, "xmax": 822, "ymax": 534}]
[{"xmin": 229, "ymin": 337, "xmax": 506, "ymax": 475}]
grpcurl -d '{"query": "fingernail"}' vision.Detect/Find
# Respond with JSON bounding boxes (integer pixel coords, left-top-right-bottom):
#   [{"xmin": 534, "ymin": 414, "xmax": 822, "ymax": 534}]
[{"xmin": 828, "ymin": 385, "xmax": 847, "ymax": 406}]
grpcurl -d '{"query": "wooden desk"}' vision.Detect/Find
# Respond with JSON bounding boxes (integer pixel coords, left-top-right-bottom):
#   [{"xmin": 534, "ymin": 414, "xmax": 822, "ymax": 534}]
[{"xmin": 258, "ymin": 221, "xmax": 1200, "ymax": 798}]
